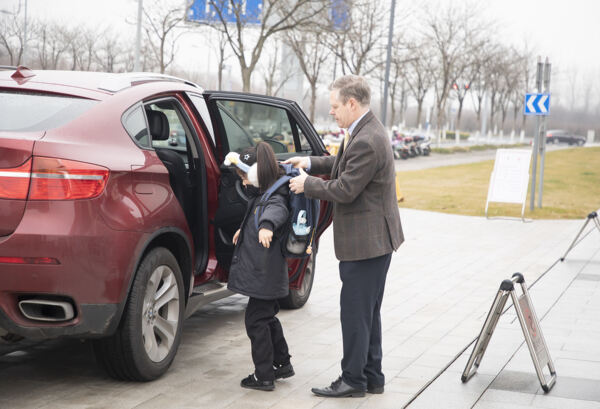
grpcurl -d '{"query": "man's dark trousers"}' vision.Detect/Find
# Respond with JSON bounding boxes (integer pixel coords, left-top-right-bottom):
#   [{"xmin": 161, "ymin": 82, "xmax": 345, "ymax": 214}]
[
  {"xmin": 340, "ymin": 253, "xmax": 392, "ymax": 390},
  {"xmin": 245, "ymin": 297, "xmax": 291, "ymax": 381}
]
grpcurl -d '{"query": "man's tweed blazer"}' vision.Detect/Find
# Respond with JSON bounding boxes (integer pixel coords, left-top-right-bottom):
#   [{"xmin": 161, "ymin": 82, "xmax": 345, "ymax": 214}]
[{"xmin": 304, "ymin": 110, "xmax": 404, "ymax": 261}]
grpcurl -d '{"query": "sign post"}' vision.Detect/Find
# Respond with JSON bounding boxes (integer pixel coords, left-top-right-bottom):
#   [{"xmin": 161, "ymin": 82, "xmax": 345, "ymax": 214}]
[
  {"xmin": 462, "ymin": 273, "xmax": 557, "ymax": 393},
  {"xmin": 525, "ymin": 57, "xmax": 551, "ymax": 211},
  {"xmin": 538, "ymin": 59, "xmax": 551, "ymax": 208}
]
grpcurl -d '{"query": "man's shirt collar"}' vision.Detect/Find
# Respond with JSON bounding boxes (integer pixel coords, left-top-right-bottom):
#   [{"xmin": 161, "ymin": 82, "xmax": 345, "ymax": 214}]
[{"xmin": 347, "ymin": 109, "xmax": 370, "ymax": 136}]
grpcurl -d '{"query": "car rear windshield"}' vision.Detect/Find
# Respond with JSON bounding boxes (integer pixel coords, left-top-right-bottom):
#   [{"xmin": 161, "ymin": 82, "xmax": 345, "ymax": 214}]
[{"xmin": 0, "ymin": 90, "xmax": 98, "ymax": 132}]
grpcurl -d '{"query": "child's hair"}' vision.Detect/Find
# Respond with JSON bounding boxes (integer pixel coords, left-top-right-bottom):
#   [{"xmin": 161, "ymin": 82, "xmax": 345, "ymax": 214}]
[{"xmin": 239, "ymin": 142, "xmax": 281, "ymax": 191}]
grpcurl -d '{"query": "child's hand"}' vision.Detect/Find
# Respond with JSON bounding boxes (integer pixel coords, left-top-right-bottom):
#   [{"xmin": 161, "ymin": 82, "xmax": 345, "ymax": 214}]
[
  {"xmin": 258, "ymin": 228, "xmax": 273, "ymax": 248},
  {"xmin": 233, "ymin": 229, "xmax": 241, "ymax": 245}
]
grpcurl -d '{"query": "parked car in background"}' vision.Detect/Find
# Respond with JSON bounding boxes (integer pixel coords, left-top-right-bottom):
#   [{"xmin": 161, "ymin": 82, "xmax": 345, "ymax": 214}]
[
  {"xmin": 546, "ymin": 129, "xmax": 586, "ymax": 145},
  {"xmin": 0, "ymin": 67, "xmax": 332, "ymax": 381}
]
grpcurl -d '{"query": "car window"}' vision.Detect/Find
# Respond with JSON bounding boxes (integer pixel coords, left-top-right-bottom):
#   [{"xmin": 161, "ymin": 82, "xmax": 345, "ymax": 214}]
[
  {"xmin": 294, "ymin": 122, "xmax": 312, "ymax": 153},
  {"xmin": 146, "ymin": 101, "xmax": 189, "ymax": 153},
  {"xmin": 122, "ymin": 105, "xmax": 150, "ymax": 148},
  {"xmin": 215, "ymin": 100, "xmax": 308, "ymax": 156},
  {"xmin": 0, "ymin": 90, "xmax": 98, "ymax": 132},
  {"xmin": 187, "ymin": 93, "xmax": 215, "ymax": 145}
]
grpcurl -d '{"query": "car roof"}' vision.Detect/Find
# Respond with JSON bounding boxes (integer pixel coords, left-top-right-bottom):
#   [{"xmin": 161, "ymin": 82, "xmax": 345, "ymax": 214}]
[{"xmin": 0, "ymin": 67, "xmax": 201, "ymax": 99}]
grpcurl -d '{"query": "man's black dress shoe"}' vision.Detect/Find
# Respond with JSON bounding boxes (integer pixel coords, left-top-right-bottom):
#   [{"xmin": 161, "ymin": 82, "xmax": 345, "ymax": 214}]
[
  {"xmin": 367, "ymin": 383, "xmax": 384, "ymax": 394},
  {"xmin": 240, "ymin": 374, "xmax": 275, "ymax": 391},
  {"xmin": 274, "ymin": 362, "xmax": 295, "ymax": 379},
  {"xmin": 311, "ymin": 376, "xmax": 366, "ymax": 398}
]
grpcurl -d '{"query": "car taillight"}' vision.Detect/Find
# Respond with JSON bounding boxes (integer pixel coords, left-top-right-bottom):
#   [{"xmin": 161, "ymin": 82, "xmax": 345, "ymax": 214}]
[
  {"xmin": 0, "ymin": 158, "xmax": 32, "ymax": 199},
  {"xmin": 29, "ymin": 157, "xmax": 109, "ymax": 200}
]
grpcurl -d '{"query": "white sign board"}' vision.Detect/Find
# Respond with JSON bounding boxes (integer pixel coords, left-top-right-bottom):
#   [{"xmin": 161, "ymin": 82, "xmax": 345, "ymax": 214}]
[{"xmin": 486, "ymin": 149, "xmax": 532, "ymax": 219}]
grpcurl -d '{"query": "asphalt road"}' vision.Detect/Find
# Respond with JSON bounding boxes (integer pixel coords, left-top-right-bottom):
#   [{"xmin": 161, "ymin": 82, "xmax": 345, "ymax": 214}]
[{"xmin": 394, "ymin": 143, "xmax": 594, "ymax": 172}]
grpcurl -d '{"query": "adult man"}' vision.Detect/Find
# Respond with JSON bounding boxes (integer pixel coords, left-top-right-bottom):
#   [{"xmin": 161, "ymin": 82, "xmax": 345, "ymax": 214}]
[{"xmin": 287, "ymin": 75, "xmax": 404, "ymax": 397}]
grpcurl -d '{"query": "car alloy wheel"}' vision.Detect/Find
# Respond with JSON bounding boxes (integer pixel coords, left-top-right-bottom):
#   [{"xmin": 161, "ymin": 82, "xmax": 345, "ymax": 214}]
[{"xmin": 142, "ymin": 264, "xmax": 180, "ymax": 363}]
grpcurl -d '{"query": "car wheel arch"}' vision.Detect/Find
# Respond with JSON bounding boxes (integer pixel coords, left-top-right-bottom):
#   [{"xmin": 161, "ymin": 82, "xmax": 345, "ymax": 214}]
[{"xmin": 112, "ymin": 227, "xmax": 194, "ymax": 333}]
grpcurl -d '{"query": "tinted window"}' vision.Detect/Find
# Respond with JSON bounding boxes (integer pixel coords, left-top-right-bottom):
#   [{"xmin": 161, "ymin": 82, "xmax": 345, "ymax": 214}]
[
  {"xmin": 146, "ymin": 102, "xmax": 189, "ymax": 152},
  {"xmin": 122, "ymin": 105, "xmax": 150, "ymax": 148},
  {"xmin": 188, "ymin": 93, "xmax": 215, "ymax": 145},
  {"xmin": 215, "ymin": 100, "xmax": 308, "ymax": 155},
  {"xmin": 0, "ymin": 90, "xmax": 98, "ymax": 132}
]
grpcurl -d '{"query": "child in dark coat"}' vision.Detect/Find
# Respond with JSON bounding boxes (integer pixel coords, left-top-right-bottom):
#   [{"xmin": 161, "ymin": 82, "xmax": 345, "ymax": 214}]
[{"xmin": 226, "ymin": 142, "xmax": 294, "ymax": 391}]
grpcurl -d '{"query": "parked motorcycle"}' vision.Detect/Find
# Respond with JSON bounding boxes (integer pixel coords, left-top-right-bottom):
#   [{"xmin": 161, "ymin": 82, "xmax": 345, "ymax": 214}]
[{"xmin": 412, "ymin": 135, "xmax": 431, "ymax": 156}]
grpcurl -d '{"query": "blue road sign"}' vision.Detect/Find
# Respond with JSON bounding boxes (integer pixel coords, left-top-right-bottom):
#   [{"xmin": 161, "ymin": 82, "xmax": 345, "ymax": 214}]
[
  {"xmin": 331, "ymin": 0, "xmax": 349, "ymax": 30},
  {"xmin": 188, "ymin": 0, "xmax": 262, "ymax": 25},
  {"xmin": 524, "ymin": 93, "xmax": 551, "ymax": 116}
]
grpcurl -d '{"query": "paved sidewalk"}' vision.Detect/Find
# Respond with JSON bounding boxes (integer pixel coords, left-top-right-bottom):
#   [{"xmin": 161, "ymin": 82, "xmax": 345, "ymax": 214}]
[{"xmin": 0, "ymin": 208, "xmax": 597, "ymax": 409}]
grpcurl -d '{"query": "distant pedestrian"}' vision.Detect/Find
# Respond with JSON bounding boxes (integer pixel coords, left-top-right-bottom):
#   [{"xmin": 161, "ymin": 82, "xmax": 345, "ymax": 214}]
[
  {"xmin": 286, "ymin": 75, "xmax": 404, "ymax": 397},
  {"xmin": 226, "ymin": 142, "xmax": 295, "ymax": 391}
]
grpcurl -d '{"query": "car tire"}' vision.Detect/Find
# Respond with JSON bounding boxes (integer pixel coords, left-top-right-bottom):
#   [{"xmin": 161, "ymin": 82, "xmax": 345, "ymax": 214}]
[
  {"xmin": 93, "ymin": 247, "xmax": 185, "ymax": 381},
  {"xmin": 279, "ymin": 252, "xmax": 316, "ymax": 310}
]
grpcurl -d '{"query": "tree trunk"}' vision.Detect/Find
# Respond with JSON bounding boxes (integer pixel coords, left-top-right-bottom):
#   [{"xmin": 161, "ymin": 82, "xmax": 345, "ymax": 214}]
[
  {"xmin": 241, "ymin": 66, "xmax": 252, "ymax": 92},
  {"xmin": 309, "ymin": 81, "xmax": 317, "ymax": 123},
  {"xmin": 416, "ymin": 100, "xmax": 423, "ymax": 128},
  {"xmin": 456, "ymin": 99, "xmax": 464, "ymax": 131}
]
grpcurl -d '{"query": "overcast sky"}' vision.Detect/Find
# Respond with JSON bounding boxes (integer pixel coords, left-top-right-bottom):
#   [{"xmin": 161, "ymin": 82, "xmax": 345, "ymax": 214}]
[{"xmin": 2, "ymin": 0, "xmax": 599, "ymax": 104}]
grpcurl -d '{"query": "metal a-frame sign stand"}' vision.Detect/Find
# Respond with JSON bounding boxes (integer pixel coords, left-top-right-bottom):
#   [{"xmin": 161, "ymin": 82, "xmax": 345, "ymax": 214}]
[
  {"xmin": 462, "ymin": 273, "xmax": 556, "ymax": 392},
  {"xmin": 561, "ymin": 211, "xmax": 600, "ymax": 261}
]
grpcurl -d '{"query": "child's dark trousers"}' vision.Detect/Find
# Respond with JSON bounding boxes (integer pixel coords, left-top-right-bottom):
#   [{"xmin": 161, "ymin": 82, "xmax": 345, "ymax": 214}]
[{"xmin": 245, "ymin": 297, "xmax": 291, "ymax": 381}]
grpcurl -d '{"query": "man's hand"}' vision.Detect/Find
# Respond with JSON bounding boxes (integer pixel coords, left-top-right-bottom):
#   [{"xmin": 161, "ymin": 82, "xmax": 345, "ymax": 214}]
[
  {"xmin": 283, "ymin": 156, "xmax": 309, "ymax": 169},
  {"xmin": 258, "ymin": 228, "xmax": 273, "ymax": 248},
  {"xmin": 232, "ymin": 229, "xmax": 241, "ymax": 245},
  {"xmin": 289, "ymin": 168, "xmax": 308, "ymax": 194}
]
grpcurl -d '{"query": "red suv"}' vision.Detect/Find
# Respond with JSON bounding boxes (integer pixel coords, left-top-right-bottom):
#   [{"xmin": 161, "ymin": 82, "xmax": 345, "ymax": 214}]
[{"xmin": 0, "ymin": 67, "xmax": 331, "ymax": 381}]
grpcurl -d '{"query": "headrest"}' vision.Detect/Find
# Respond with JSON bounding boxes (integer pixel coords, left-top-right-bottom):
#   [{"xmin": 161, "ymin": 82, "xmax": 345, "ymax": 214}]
[{"xmin": 146, "ymin": 110, "xmax": 170, "ymax": 141}]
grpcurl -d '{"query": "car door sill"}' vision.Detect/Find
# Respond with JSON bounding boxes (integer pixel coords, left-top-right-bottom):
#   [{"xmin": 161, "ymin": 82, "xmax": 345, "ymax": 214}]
[{"xmin": 185, "ymin": 280, "xmax": 233, "ymax": 318}]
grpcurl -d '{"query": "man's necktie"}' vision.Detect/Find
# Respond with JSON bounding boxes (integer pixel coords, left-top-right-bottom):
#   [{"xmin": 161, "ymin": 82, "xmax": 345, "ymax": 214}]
[{"xmin": 343, "ymin": 129, "xmax": 350, "ymax": 150}]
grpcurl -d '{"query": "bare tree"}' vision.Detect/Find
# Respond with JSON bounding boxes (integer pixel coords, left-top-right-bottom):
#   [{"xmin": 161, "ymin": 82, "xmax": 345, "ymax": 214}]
[
  {"xmin": 35, "ymin": 21, "xmax": 69, "ymax": 69},
  {"xmin": 143, "ymin": 0, "xmax": 186, "ymax": 73},
  {"xmin": 0, "ymin": 7, "xmax": 31, "ymax": 66},
  {"xmin": 403, "ymin": 40, "xmax": 433, "ymax": 128},
  {"xmin": 213, "ymin": 28, "xmax": 230, "ymax": 90},
  {"xmin": 423, "ymin": 2, "xmax": 486, "ymax": 135},
  {"xmin": 324, "ymin": 0, "xmax": 385, "ymax": 77},
  {"xmin": 94, "ymin": 30, "xmax": 123, "ymax": 72},
  {"xmin": 284, "ymin": 23, "xmax": 330, "ymax": 122},
  {"xmin": 261, "ymin": 40, "xmax": 294, "ymax": 96},
  {"xmin": 199, "ymin": 0, "xmax": 328, "ymax": 92}
]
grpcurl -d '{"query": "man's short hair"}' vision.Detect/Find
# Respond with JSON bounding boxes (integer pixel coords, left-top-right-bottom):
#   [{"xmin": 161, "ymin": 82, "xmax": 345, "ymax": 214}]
[{"xmin": 329, "ymin": 75, "xmax": 371, "ymax": 107}]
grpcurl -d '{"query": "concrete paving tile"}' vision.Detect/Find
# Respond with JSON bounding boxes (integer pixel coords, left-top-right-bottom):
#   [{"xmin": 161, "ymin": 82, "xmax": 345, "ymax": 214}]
[
  {"xmin": 489, "ymin": 370, "xmax": 543, "ymax": 394},
  {"xmin": 357, "ymin": 391, "xmax": 413, "ymax": 409},
  {"xmin": 312, "ymin": 397, "xmax": 364, "ymax": 409},
  {"xmin": 531, "ymin": 394, "xmax": 600, "ymax": 409},
  {"xmin": 385, "ymin": 376, "xmax": 426, "ymax": 395},
  {"xmin": 408, "ymin": 390, "xmax": 480, "ymax": 409},
  {"xmin": 479, "ymin": 389, "xmax": 536, "ymax": 405},
  {"xmin": 473, "ymin": 401, "xmax": 541, "ymax": 409}
]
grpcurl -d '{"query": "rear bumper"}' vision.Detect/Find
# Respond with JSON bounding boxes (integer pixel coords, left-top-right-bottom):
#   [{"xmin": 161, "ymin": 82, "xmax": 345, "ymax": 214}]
[
  {"xmin": 0, "ymin": 303, "xmax": 119, "ymax": 340},
  {"xmin": 0, "ymin": 200, "xmax": 146, "ymax": 339}
]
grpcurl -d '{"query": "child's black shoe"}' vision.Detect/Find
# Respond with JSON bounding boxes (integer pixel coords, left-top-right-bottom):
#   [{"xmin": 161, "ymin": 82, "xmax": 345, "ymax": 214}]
[
  {"xmin": 241, "ymin": 374, "xmax": 275, "ymax": 391},
  {"xmin": 274, "ymin": 362, "xmax": 295, "ymax": 379}
]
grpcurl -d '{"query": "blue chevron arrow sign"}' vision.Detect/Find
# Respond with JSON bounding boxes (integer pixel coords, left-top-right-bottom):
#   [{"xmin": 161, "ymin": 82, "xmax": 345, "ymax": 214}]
[{"xmin": 524, "ymin": 93, "xmax": 551, "ymax": 116}]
